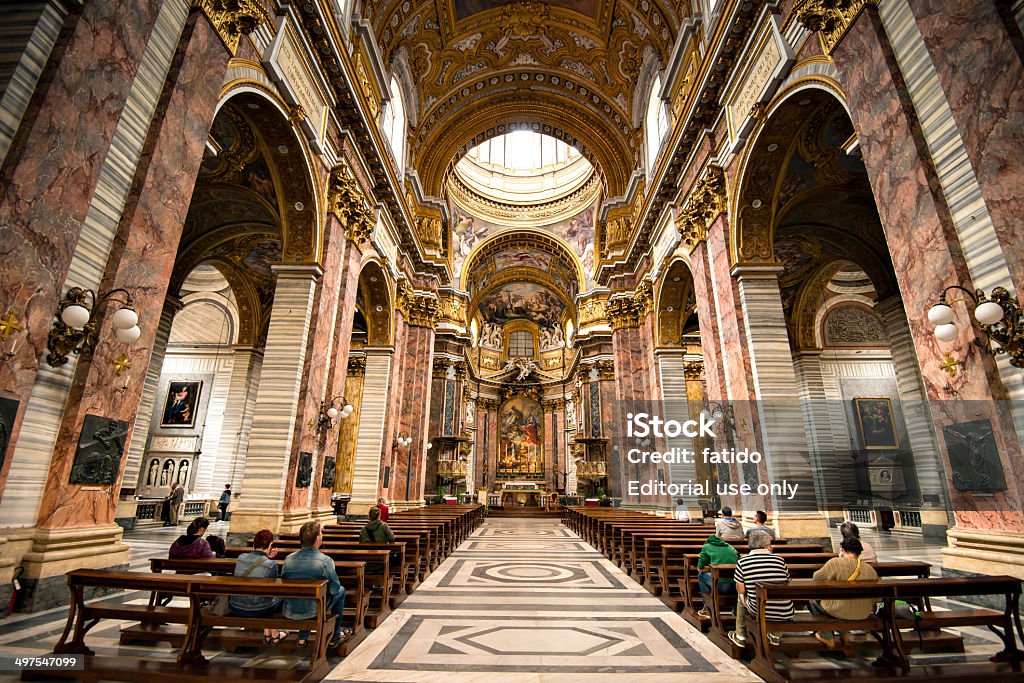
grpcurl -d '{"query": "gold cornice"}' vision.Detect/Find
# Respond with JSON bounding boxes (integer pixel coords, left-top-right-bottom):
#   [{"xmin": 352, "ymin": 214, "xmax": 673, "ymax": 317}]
[
  {"xmin": 447, "ymin": 166, "xmax": 602, "ymax": 227},
  {"xmin": 327, "ymin": 162, "xmax": 376, "ymax": 243},
  {"xmin": 679, "ymin": 165, "xmax": 727, "ymax": 252},
  {"xmin": 795, "ymin": 0, "xmax": 876, "ymax": 54},
  {"xmin": 578, "ymin": 294, "xmax": 609, "ymax": 327},
  {"xmin": 478, "ymin": 397, "xmax": 502, "ymax": 410},
  {"xmin": 192, "ymin": 0, "xmax": 271, "ymax": 56},
  {"xmin": 397, "ymin": 280, "xmax": 440, "ymax": 328}
]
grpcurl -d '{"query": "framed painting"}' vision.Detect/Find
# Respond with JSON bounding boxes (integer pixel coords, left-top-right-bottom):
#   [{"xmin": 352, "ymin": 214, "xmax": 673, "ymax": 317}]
[
  {"xmin": 853, "ymin": 397, "xmax": 899, "ymax": 450},
  {"xmin": 161, "ymin": 380, "xmax": 202, "ymax": 428}
]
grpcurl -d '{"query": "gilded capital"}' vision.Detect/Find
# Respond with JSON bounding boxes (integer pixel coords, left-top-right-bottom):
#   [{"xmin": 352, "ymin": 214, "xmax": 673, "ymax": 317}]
[
  {"xmin": 192, "ymin": 0, "xmax": 271, "ymax": 55},
  {"xmin": 796, "ymin": 0, "xmax": 875, "ymax": 54},
  {"xmin": 608, "ymin": 282, "xmax": 654, "ymax": 330},
  {"xmin": 328, "ymin": 162, "xmax": 376, "ymax": 243},
  {"xmin": 679, "ymin": 166, "xmax": 726, "ymax": 251},
  {"xmin": 347, "ymin": 355, "xmax": 367, "ymax": 376},
  {"xmin": 595, "ymin": 359, "xmax": 615, "ymax": 381},
  {"xmin": 397, "ymin": 280, "xmax": 440, "ymax": 328},
  {"xmin": 683, "ymin": 360, "xmax": 705, "ymax": 381}
]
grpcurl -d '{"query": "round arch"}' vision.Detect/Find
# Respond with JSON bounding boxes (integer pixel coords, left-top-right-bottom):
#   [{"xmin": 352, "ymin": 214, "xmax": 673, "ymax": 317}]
[
  {"xmin": 358, "ymin": 259, "xmax": 394, "ymax": 346},
  {"xmin": 416, "ymin": 94, "xmax": 634, "ymax": 198},
  {"xmin": 459, "ymin": 228, "xmax": 587, "ymax": 297},
  {"xmin": 656, "ymin": 258, "xmax": 698, "ymax": 346}
]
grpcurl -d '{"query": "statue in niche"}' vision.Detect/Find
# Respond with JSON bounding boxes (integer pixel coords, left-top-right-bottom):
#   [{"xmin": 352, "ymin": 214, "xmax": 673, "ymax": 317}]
[
  {"xmin": 465, "ymin": 399, "xmax": 475, "ymax": 427},
  {"xmin": 161, "ymin": 459, "xmax": 174, "ymax": 486},
  {"xmin": 177, "ymin": 459, "xmax": 190, "ymax": 486},
  {"xmin": 146, "ymin": 459, "xmax": 159, "ymax": 486},
  {"xmin": 69, "ymin": 415, "xmax": 129, "ymax": 485},
  {"xmin": 565, "ymin": 399, "xmax": 576, "ymax": 429}
]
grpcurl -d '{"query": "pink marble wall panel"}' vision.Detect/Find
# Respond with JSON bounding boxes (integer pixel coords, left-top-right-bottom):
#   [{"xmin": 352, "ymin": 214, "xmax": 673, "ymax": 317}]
[
  {"xmin": 35, "ymin": 15, "xmax": 230, "ymax": 528},
  {"xmin": 379, "ymin": 313, "xmax": 407, "ymax": 499},
  {"xmin": 689, "ymin": 241, "xmax": 727, "ymax": 401},
  {"xmin": 910, "ymin": 0, "xmax": 1024, "ymax": 294},
  {"xmin": 0, "ymin": 0, "xmax": 161, "ymax": 500},
  {"xmin": 835, "ymin": 6, "xmax": 1023, "ymax": 531}
]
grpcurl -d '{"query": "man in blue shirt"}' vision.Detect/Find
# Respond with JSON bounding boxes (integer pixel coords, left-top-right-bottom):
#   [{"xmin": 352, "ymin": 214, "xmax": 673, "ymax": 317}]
[{"xmin": 282, "ymin": 520, "xmax": 348, "ymax": 648}]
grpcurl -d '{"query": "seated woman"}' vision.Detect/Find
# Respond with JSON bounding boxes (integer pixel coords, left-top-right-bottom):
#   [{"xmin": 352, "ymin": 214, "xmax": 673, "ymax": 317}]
[
  {"xmin": 809, "ymin": 536, "xmax": 879, "ymax": 649},
  {"xmin": 229, "ymin": 529, "xmax": 286, "ymax": 644},
  {"xmin": 169, "ymin": 517, "xmax": 215, "ymax": 559}
]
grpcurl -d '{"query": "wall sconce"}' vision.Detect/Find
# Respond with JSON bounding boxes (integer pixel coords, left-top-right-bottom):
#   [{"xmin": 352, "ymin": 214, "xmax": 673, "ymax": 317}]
[
  {"xmin": 395, "ymin": 433, "xmax": 413, "ymax": 448},
  {"xmin": 315, "ymin": 395, "xmax": 353, "ymax": 436},
  {"xmin": 46, "ymin": 287, "xmax": 140, "ymax": 367},
  {"xmin": 928, "ymin": 285, "xmax": 1024, "ymax": 367},
  {"xmin": 427, "ymin": 442, "xmax": 433, "ymax": 450}
]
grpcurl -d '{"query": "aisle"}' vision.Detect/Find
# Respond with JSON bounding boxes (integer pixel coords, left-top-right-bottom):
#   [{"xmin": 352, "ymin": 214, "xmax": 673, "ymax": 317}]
[{"xmin": 326, "ymin": 517, "xmax": 758, "ymax": 682}]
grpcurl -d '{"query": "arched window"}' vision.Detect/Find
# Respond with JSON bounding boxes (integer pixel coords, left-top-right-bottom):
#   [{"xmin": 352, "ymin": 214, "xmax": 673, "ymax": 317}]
[
  {"xmin": 381, "ymin": 76, "xmax": 406, "ymax": 174},
  {"xmin": 508, "ymin": 330, "xmax": 534, "ymax": 358},
  {"xmin": 645, "ymin": 74, "xmax": 669, "ymax": 174}
]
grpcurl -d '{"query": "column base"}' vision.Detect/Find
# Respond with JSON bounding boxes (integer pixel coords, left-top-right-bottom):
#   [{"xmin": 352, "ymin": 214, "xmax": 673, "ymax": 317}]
[
  {"xmin": 17, "ymin": 525, "xmax": 131, "ymax": 612},
  {"xmin": 310, "ymin": 507, "xmax": 337, "ymax": 526},
  {"xmin": 114, "ymin": 497, "xmax": 139, "ymax": 531},
  {"xmin": 942, "ymin": 527, "xmax": 1024, "ymax": 580},
  {"xmin": 775, "ymin": 512, "xmax": 832, "ymax": 551}
]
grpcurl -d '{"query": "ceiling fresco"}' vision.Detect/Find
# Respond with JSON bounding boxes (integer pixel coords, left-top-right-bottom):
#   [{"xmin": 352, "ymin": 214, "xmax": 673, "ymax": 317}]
[{"xmin": 477, "ymin": 281, "xmax": 566, "ymax": 327}]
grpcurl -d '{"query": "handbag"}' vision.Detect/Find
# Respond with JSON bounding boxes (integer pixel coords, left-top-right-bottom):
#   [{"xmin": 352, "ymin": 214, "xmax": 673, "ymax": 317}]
[{"xmin": 211, "ymin": 559, "xmax": 260, "ymax": 616}]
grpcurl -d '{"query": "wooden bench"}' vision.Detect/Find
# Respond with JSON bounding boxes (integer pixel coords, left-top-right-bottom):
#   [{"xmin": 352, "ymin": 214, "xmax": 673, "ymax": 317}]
[
  {"xmin": 227, "ymin": 546, "xmax": 392, "ymax": 628},
  {"xmin": 273, "ymin": 539, "xmax": 409, "ymax": 608},
  {"xmin": 118, "ymin": 557, "xmax": 368, "ymax": 657},
  {"xmin": 34, "ymin": 568, "xmax": 334, "ymax": 682},
  {"xmin": 748, "ymin": 576, "xmax": 1024, "ymax": 682}
]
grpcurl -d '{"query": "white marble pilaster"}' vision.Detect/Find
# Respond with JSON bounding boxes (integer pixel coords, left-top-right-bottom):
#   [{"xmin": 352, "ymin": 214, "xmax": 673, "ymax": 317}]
[
  {"xmin": 792, "ymin": 350, "xmax": 843, "ymax": 511},
  {"xmin": 349, "ymin": 347, "xmax": 393, "ymax": 514},
  {"xmin": 734, "ymin": 266, "xmax": 817, "ymax": 514},
  {"xmin": 212, "ymin": 346, "xmax": 263, "ymax": 493},
  {"xmin": 232, "ymin": 265, "xmax": 321, "ymax": 527},
  {"xmin": 655, "ymin": 349, "xmax": 699, "ymax": 507}
]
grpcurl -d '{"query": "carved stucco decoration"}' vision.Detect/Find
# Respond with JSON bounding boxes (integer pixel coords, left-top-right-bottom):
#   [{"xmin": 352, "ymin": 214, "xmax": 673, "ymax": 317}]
[
  {"xmin": 192, "ymin": 0, "xmax": 272, "ymax": 55},
  {"xmin": 365, "ymin": 0, "xmax": 682, "ymax": 197},
  {"xmin": 397, "ymin": 280, "xmax": 441, "ymax": 327},
  {"xmin": 578, "ymin": 294, "xmax": 609, "ymax": 327},
  {"xmin": 348, "ymin": 355, "xmax": 367, "ymax": 375},
  {"xmin": 328, "ymin": 162, "xmax": 376, "ymax": 243},
  {"xmin": 795, "ymin": 0, "xmax": 876, "ymax": 54},
  {"xmin": 595, "ymin": 359, "xmax": 615, "ymax": 380},
  {"xmin": 678, "ymin": 165, "xmax": 726, "ymax": 251},
  {"xmin": 682, "ymin": 360, "xmax": 704, "ymax": 381}
]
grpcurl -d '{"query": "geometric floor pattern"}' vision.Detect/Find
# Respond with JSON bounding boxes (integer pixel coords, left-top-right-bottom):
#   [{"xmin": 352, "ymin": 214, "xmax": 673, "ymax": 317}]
[{"xmin": 326, "ymin": 518, "xmax": 758, "ymax": 681}]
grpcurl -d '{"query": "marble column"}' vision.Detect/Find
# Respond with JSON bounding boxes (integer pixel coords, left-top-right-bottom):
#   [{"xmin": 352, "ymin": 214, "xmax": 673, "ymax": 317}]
[
  {"xmin": 908, "ymin": 0, "xmax": 1024, "ymax": 295},
  {"xmin": 687, "ymin": 240, "xmax": 727, "ymax": 402},
  {"xmin": 230, "ymin": 265, "xmax": 322, "ymax": 537},
  {"xmin": 876, "ymin": 297, "xmax": 950, "ymax": 538},
  {"xmin": 401, "ymin": 324, "xmax": 435, "ymax": 505},
  {"xmin": 817, "ymin": 3, "xmax": 1024, "ymax": 574},
  {"xmin": 349, "ymin": 347, "xmax": 393, "ymax": 516},
  {"xmin": 120, "ymin": 297, "xmax": 183, "ymax": 498},
  {"xmin": 655, "ymin": 349, "xmax": 699, "ymax": 508},
  {"xmin": 792, "ymin": 350, "xmax": 845, "ymax": 515},
  {"xmin": 14, "ymin": 4, "xmax": 232, "ymax": 610},
  {"xmin": 0, "ymin": 0, "xmax": 163, "ymax": 489},
  {"xmin": 211, "ymin": 345, "xmax": 263, "ymax": 494},
  {"xmin": 735, "ymin": 266, "xmax": 826, "ymax": 543}
]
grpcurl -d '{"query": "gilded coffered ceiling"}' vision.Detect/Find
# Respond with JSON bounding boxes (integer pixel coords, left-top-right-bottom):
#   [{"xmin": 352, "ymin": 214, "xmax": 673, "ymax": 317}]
[{"xmin": 363, "ymin": 0, "xmax": 688, "ymax": 196}]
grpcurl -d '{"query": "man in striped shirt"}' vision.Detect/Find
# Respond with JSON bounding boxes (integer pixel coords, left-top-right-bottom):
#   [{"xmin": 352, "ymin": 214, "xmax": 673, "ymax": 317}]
[{"xmin": 728, "ymin": 530, "xmax": 794, "ymax": 648}]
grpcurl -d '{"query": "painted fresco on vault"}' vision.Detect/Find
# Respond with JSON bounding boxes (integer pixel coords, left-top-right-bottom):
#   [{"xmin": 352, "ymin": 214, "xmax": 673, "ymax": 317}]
[
  {"xmin": 454, "ymin": 0, "xmax": 598, "ymax": 21},
  {"xmin": 478, "ymin": 282, "xmax": 564, "ymax": 328}
]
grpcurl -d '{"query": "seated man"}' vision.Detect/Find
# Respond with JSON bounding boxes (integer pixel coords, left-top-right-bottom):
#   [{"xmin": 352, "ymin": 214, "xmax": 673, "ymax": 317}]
[
  {"xmin": 169, "ymin": 517, "xmax": 215, "ymax": 559},
  {"xmin": 716, "ymin": 506, "xmax": 746, "ymax": 542},
  {"xmin": 360, "ymin": 506, "xmax": 396, "ymax": 543},
  {"xmin": 283, "ymin": 521, "xmax": 349, "ymax": 649},
  {"xmin": 728, "ymin": 530, "xmax": 794, "ymax": 648},
  {"xmin": 745, "ymin": 510, "xmax": 776, "ymax": 541},
  {"xmin": 839, "ymin": 521, "xmax": 878, "ymax": 564},
  {"xmin": 809, "ymin": 536, "xmax": 879, "ymax": 648},
  {"xmin": 696, "ymin": 534, "xmax": 739, "ymax": 619},
  {"xmin": 228, "ymin": 529, "xmax": 286, "ymax": 644}
]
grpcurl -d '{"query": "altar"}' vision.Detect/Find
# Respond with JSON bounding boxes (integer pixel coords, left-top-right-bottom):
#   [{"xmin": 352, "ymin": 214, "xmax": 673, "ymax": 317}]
[{"xmin": 499, "ymin": 481, "xmax": 543, "ymax": 507}]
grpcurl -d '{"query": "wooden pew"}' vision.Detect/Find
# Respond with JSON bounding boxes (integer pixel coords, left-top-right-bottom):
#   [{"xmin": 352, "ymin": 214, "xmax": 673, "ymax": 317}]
[
  {"xmin": 707, "ymin": 561, "xmax": 937, "ymax": 657},
  {"xmin": 226, "ymin": 546, "xmax": 392, "ymax": 628},
  {"xmin": 118, "ymin": 557, "xmax": 369, "ymax": 657},
  {"xmin": 35, "ymin": 568, "xmax": 333, "ymax": 682},
  {"xmin": 747, "ymin": 576, "xmax": 1024, "ymax": 683},
  {"xmin": 273, "ymin": 539, "xmax": 408, "ymax": 608}
]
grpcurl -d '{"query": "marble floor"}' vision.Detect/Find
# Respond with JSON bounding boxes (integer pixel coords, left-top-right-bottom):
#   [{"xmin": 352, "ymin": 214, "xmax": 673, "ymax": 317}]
[{"xmin": 326, "ymin": 518, "xmax": 758, "ymax": 682}]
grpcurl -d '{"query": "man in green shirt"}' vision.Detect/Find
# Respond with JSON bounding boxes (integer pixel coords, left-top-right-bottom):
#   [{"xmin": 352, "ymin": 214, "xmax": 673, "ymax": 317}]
[{"xmin": 696, "ymin": 534, "xmax": 739, "ymax": 619}]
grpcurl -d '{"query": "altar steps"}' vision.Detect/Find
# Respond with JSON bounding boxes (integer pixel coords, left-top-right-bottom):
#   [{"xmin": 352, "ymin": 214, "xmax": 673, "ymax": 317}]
[{"xmin": 487, "ymin": 506, "xmax": 563, "ymax": 518}]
